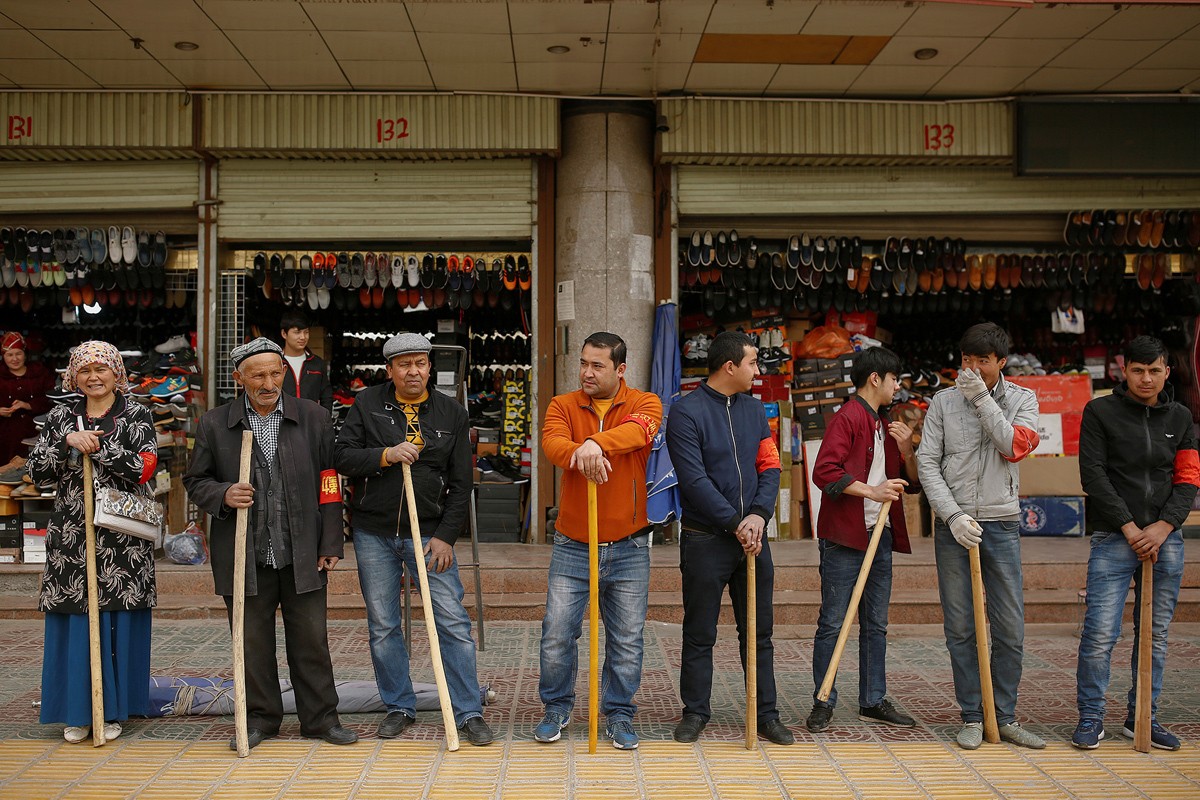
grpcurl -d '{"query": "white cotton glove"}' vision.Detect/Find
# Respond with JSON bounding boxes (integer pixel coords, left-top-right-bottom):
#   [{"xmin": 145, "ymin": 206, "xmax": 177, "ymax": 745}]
[
  {"xmin": 950, "ymin": 515, "xmax": 983, "ymax": 549},
  {"xmin": 955, "ymin": 368, "xmax": 989, "ymax": 407}
]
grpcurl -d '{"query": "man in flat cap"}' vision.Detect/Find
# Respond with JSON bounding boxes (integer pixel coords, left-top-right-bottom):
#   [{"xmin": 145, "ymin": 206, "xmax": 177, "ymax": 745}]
[
  {"xmin": 184, "ymin": 337, "xmax": 357, "ymax": 750},
  {"xmin": 334, "ymin": 332, "xmax": 493, "ymax": 745}
]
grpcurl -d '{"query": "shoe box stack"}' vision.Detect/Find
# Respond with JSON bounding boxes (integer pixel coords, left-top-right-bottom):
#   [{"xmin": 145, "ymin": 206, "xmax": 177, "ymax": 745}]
[
  {"xmin": 0, "ymin": 226, "xmax": 194, "ymax": 316},
  {"xmin": 792, "ymin": 354, "xmax": 856, "ymax": 444},
  {"xmin": 0, "ymin": 458, "xmax": 28, "ymax": 562},
  {"xmin": 468, "ymin": 331, "xmax": 530, "ymax": 483}
]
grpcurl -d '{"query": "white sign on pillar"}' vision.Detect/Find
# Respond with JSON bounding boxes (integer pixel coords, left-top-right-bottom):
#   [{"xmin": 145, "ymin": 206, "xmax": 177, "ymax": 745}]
[{"xmin": 556, "ymin": 280, "xmax": 576, "ymax": 322}]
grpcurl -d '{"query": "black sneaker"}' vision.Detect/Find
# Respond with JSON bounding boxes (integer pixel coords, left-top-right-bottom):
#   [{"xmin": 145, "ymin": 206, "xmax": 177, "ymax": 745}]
[
  {"xmin": 806, "ymin": 703, "xmax": 833, "ymax": 733},
  {"xmin": 859, "ymin": 698, "xmax": 916, "ymax": 728}
]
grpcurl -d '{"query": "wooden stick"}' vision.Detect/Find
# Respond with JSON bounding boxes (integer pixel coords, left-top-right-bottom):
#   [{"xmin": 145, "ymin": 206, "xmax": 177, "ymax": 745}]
[
  {"xmin": 816, "ymin": 500, "xmax": 892, "ymax": 703},
  {"xmin": 1133, "ymin": 559, "xmax": 1154, "ymax": 753},
  {"xmin": 81, "ymin": 454, "xmax": 106, "ymax": 747},
  {"xmin": 402, "ymin": 463, "xmax": 460, "ymax": 752},
  {"xmin": 745, "ymin": 549, "xmax": 757, "ymax": 749},
  {"xmin": 231, "ymin": 430, "xmax": 253, "ymax": 758},
  {"xmin": 587, "ymin": 481, "xmax": 599, "ymax": 755},
  {"xmin": 969, "ymin": 546, "xmax": 1000, "ymax": 744}
]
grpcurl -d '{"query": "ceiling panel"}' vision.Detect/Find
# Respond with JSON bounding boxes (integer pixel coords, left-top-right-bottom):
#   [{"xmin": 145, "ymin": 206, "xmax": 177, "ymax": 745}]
[
  {"xmin": 1049, "ymin": 39, "xmax": 1160, "ymax": 71},
  {"xmin": 871, "ymin": 36, "xmax": 981, "ymax": 68},
  {"xmin": 95, "ymin": 0, "xmax": 215, "ymax": 33},
  {"xmin": 143, "ymin": 30, "xmax": 243, "ymax": 61},
  {"xmin": 406, "ymin": 1, "xmax": 509, "ymax": 33},
  {"xmin": 990, "ymin": 6, "xmax": 1114, "ymax": 40},
  {"xmin": 323, "ymin": 30, "xmax": 423, "ymax": 62},
  {"xmin": 766, "ymin": 64, "xmax": 863, "ymax": 95},
  {"xmin": 0, "ymin": 29, "xmax": 59, "ymax": 59},
  {"xmin": 0, "ymin": 0, "xmax": 115, "ymax": 30},
  {"xmin": 608, "ymin": 0, "xmax": 712, "ymax": 35},
  {"xmin": 428, "ymin": 60, "xmax": 517, "ymax": 93},
  {"xmin": 1136, "ymin": 39, "xmax": 1200, "ymax": 71},
  {"xmin": 299, "ymin": 1, "xmax": 412, "ymax": 32},
  {"xmin": 252, "ymin": 57, "xmax": 349, "ymax": 89},
  {"xmin": 517, "ymin": 60, "xmax": 602, "ymax": 94},
  {"xmin": 419, "ymin": 32, "xmax": 513, "ymax": 63},
  {"xmin": 848, "ymin": 64, "xmax": 951, "ymax": 96},
  {"xmin": 36, "ymin": 30, "xmax": 148, "ymax": 60},
  {"xmin": 1088, "ymin": 6, "xmax": 1200, "ymax": 41},
  {"xmin": 603, "ymin": 32, "xmax": 700, "ymax": 64},
  {"xmin": 929, "ymin": 65, "xmax": 1036, "ymax": 97},
  {"xmin": 508, "ymin": 2, "xmax": 609, "ymax": 35},
  {"xmin": 684, "ymin": 62, "xmax": 776, "ymax": 93},
  {"xmin": 340, "ymin": 60, "xmax": 433, "ymax": 90},
  {"xmin": 225, "ymin": 30, "xmax": 330, "ymax": 61},
  {"xmin": 897, "ymin": 3, "xmax": 1013, "ymax": 38},
  {"xmin": 1021, "ymin": 66, "xmax": 1124, "ymax": 93},
  {"xmin": 198, "ymin": 0, "xmax": 314, "ymax": 31},
  {"xmin": 960, "ymin": 37, "xmax": 1073, "ymax": 69},
  {"xmin": 802, "ymin": 2, "xmax": 914, "ymax": 37},
  {"xmin": 1183, "ymin": 22, "xmax": 1200, "ymax": 40},
  {"xmin": 0, "ymin": 57, "xmax": 98, "ymax": 87},
  {"xmin": 160, "ymin": 58, "xmax": 265, "ymax": 89},
  {"xmin": 601, "ymin": 62, "xmax": 691, "ymax": 95},
  {"xmin": 72, "ymin": 58, "xmax": 183, "ymax": 88},
  {"xmin": 513, "ymin": 33, "xmax": 605, "ymax": 64},
  {"xmin": 1101, "ymin": 69, "xmax": 1198, "ymax": 93},
  {"xmin": 704, "ymin": 0, "xmax": 817, "ymax": 35}
]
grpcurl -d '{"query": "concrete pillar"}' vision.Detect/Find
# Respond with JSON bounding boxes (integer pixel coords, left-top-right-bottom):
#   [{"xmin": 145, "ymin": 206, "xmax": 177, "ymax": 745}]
[{"xmin": 555, "ymin": 101, "xmax": 655, "ymax": 393}]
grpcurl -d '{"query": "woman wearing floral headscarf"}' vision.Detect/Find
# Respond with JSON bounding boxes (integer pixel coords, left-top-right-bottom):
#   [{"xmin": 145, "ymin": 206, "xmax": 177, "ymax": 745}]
[
  {"xmin": 0, "ymin": 332, "xmax": 53, "ymax": 464},
  {"xmin": 26, "ymin": 340, "xmax": 158, "ymax": 742}
]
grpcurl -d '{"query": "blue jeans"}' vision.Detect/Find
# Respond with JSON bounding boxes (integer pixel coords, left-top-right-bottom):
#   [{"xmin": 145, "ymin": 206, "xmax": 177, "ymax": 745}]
[
  {"xmin": 812, "ymin": 528, "xmax": 893, "ymax": 709},
  {"xmin": 539, "ymin": 530, "xmax": 650, "ymax": 722},
  {"xmin": 354, "ymin": 529, "xmax": 483, "ymax": 726},
  {"xmin": 1076, "ymin": 529, "xmax": 1184, "ymax": 721},
  {"xmin": 934, "ymin": 519, "xmax": 1025, "ymax": 725}
]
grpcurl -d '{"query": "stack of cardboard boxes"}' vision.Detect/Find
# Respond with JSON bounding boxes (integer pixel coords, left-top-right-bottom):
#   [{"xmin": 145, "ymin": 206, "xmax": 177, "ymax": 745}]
[
  {"xmin": 792, "ymin": 355, "xmax": 856, "ymax": 443},
  {"xmin": 1011, "ymin": 375, "xmax": 1091, "ymax": 536}
]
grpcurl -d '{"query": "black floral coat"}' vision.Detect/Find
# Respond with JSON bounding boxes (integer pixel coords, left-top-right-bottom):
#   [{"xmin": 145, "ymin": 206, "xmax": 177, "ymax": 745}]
[{"xmin": 27, "ymin": 393, "xmax": 158, "ymax": 615}]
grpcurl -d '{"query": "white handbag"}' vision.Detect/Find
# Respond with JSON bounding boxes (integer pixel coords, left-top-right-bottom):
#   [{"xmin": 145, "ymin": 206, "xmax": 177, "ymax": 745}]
[{"xmin": 93, "ymin": 485, "xmax": 163, "ymax": 542}]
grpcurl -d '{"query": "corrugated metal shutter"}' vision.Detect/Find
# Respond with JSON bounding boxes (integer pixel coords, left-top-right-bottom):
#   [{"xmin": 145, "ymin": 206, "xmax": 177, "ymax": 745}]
[
  {"xmin": 677, "ymin": 165, "xmax": 1200, "ymax": 217},
  {"xmin": 0, "ymin": 161, "xmax": 200, "ymax": 213},
  {"xmin": 217, "ymin": 159, "xmax": 534, "ymax": 241}
]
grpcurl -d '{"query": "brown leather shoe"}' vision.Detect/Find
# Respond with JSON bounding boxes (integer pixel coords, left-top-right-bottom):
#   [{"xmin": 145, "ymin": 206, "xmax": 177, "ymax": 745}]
[
  {"xmin": 1149, "ymin": 210, "xmax": 1165, "ymax": 248},
  {"xmin": 967, "ymin": 254, "xmax": 982, "ymax": 291},
  {"xmin": 855, "ymin": 258, "xmax": 871, "ymax": 293},
  {"xmin": 1135, "ymin": 210, "xmax": 1152, "ymax": 247},
  {"xmin": 931, "ymin": 262, "xmax": 944, "ymax": 293},
  {"xmin": 1136, "ymin": 252, "xmax": 1153, "ymax": 290},
  {"xmin": 1112, "ymin": 210, "xmax": 1129, "ymax": 246},
  {"xmin": 1187, "ymin": 209, "xmax": 1200, "ymax": 248},
  {"xmin": 918, "ymin": 268, "xmax": 932, "ymax": 293},
  {"xmin": 1152, "ymin": 253, "xmax": 1168, "ymax": 289},
  {"xmin": 983, "ymin": 253, "xmax": 997, "ymax": 290}
]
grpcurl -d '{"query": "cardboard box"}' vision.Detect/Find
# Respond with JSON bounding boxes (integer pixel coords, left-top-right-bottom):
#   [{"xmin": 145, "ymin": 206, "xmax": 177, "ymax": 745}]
[
  {"xmin": 1007, "ymin": 375, "xmax": 1091, "ymax": 414},
  {"xmin": 0, "ymin": 547, "xmax": 20, "ymax": 563},
  {"xmin": 790, "ymin": 466, "xmax": 806, "ymax": 502},
  {"xmin": 476, "ymin": 442, "xmax": 499, "ymax": 457},
  {"xmin": 1019, "ymin": 496, "xmax": 1085, "ymax": 536},
  {"xmin": 1018, "ymin": 456, "xmax": 1083, "ymax": 496},
  {"xmin": 0, "ymin": 514, "xmax": 20, "ymax": 548}
]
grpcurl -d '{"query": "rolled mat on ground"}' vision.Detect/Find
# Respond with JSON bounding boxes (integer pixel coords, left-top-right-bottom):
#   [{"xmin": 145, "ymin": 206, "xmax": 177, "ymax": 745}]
[{"xmin": 144, "ymin": 678, "xmax": 494, "ymax": 717}]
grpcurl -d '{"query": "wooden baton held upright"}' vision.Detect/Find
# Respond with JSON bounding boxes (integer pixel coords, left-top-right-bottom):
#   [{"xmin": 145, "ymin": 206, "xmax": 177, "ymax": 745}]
[
  {"xmin": 969, "ymin": 546, "xmax": 1000, "ymax": 744},
  {"xmin": 81, "ymin": 454, "xmax": 107, "ymax": 747},
  {"xmin": 403, "ymin": 463, "xmax": 461, "ymax": 752},
  {"xmin": 1133, "ymin": 559, "xmax": 1154, "ymax": 753},
  {"xmin": 587, "ymin": 480, "xmax": 599, "ymax": 754},
  {"xmin": 231, "ymin": 430, "xmax": 253, "ymax": 757},
  {"xmin": 745, "ymin": 548, "xmax": 757, "ymax": 749},
  {"xmin": 816, "ymin": 500, "xmax": 893, "ymax": 703}
]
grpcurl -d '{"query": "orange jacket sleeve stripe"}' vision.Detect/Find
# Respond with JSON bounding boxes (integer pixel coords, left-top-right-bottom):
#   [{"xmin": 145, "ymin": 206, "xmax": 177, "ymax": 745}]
[
  {"xmin": 1003, "ymin": 425, "xmax": 1040, "ymax": 463},
  {"xmin": 756, "ymin": 437, "xmax": 782, "ymax": 473},
  {"xmin": 1174, "ymin": 448, "xmax": 1200, "ymax": 487}
]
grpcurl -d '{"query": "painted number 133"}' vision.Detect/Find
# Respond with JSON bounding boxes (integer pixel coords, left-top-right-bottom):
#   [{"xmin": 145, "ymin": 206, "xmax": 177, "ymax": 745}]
[
  {"xmin": 376, "ymin": 117, "xmax": 410, "ymax": 143},
  {"xmin": 923, "ymin": 123, "xmax": 955, "ymax": 151}
]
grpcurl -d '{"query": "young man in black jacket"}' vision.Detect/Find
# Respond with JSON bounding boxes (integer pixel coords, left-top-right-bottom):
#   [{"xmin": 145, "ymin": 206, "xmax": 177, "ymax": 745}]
[
  {"xmin": 1073, "ymin": 335, "xmax": 1200, "ymax": 751},
  {"xmin": 280, "ymin": 310, "xmax": 332, "ymax": 412},
  {"xmin": 665, "ymin": 331, "xmax": 793, "ymax": 745},
  {"xmin": 333, "ymin": 332, "xmax": 493, "ymax": 746}
]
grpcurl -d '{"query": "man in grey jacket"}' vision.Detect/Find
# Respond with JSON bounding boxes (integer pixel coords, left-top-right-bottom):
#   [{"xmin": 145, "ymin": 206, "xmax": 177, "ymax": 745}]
[{"xmin": 917, "ymin": 323, "xmax": 1045, "ymax": 751}]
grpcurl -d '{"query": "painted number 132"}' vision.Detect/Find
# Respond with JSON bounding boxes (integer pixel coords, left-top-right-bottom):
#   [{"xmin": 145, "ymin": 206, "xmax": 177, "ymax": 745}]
[
  {"xmin": 376, "ymin": 117, "xmax": 410, "ymax": 143},
  {"xmin": 923, "ymin": 124, "xmax": 955, "ymax": 151}
]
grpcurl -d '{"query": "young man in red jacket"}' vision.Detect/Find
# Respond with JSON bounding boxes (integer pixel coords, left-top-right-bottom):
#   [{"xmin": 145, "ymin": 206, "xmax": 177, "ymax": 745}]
[
  {"xmin": 807, "ymin": 346, "xmax": 919, "ymax": 733},
  {"xmin": 538, "ymin": 332, "xmax": 662, "ymax": 750}
]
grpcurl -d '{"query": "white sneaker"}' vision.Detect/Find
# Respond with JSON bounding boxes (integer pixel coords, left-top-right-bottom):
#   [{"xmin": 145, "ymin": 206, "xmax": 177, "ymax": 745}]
[
  {"xmin": 154, "ymin": 335, "xmax": 189, "ymax": 354},
  {"xmin": 392, "ymin": 256, "xmax": 405, "ymax": 288},
  {"xmin": 63, "ymin": 726, "xmax": 90, "ymax": 743},
  {"xmin": 103, "ymin": 722, "xmax": 123, "ymax": 740}
]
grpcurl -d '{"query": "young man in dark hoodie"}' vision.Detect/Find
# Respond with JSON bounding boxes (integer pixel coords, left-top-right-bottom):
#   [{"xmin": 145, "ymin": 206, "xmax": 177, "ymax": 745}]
[
  {"xmin": 280, "ymin": 310, "xmax": 332, "ymax": 412},
  {"xmin": 1073, "ymin": 335, "xmax": 1200, "ymax": 751},
  {"xmin": 807, "ymin": 346, "xmax": 920, "ymax": 733}
]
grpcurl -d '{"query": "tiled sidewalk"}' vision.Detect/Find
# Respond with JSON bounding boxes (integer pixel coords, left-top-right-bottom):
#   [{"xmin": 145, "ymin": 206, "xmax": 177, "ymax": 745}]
[{"xmin": 0, "ymin": 619, "xmax": 1197, "ymax": 799}]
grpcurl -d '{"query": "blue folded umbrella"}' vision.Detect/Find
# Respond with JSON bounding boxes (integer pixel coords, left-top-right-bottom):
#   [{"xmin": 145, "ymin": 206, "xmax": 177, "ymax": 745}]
[{"xmin": 647, "ymin": 302, "xmax": 681, "ymax": 525}]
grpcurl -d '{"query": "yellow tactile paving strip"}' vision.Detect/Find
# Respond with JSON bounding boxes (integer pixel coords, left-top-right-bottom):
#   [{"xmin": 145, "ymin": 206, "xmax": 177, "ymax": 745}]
[{"xmin": 1, "ymin": 738, "xmax": 1197, "ymax": 800}]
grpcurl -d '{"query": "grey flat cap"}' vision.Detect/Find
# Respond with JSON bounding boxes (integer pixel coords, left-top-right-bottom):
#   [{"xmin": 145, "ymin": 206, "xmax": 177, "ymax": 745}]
[
  {"xmin": 231, "ymin": 336, "xmax": 284, "ymax": 367},
  {"xmin": 383, "ymin": 332, "xmax": 432, "ymax": 360}
]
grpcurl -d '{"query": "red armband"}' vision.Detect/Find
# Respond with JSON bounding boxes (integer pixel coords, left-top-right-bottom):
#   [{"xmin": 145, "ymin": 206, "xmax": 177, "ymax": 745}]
[
  {"xmin": 1003, "ymin": 425, "xmax": 1040, "ymax": 463},
  {"xmin": 756, "ymin": 438, "xmax": 782, "ymax": 473},
  {"xmin": 319, "ymin": 469, "xmax": 340, "ymax": 504},
  {"xmin": 1174, "ymin": 449, "xmax": 1200, "ymax": 488},
  {"xmin": 138, "ymin": 452, "xmax": 158, "ymax": 485}
]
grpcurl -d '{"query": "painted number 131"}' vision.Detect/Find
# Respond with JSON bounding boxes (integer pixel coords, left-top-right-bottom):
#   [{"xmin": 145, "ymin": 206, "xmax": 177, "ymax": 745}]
[
  {"xmin": 923, "ymin": 123, "xmax": 955, "ymax": 151},
  {"xmin": 376, "ymin": 117, "xmax": 410, "ymax": 143}
]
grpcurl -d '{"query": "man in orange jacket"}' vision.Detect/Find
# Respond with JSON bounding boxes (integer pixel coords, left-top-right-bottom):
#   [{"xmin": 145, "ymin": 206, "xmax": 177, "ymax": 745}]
[{"xmin": 536, "ymin": 332, "xmax": 663, "ymax": 750}]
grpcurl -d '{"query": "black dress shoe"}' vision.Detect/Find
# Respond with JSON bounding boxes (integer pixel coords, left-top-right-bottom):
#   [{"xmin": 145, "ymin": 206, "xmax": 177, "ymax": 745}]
[
  {"xmin": 313, "ymin": 725, "xmax": 359, "ymax": 745},
  {"xmin": 229, "ymin": 727, "xmax": 276, "ymax": 751},
  {"xmin": 759, "ymin": 718, "xmax": 795, "ymax": 745},
  {"xmin": 806, "ymin": 704, "xmax": 833, "ymax": 733},
  {"xmin": 673, "ymin": 713, "xmax": 706, "ymax": 743},
  {"xmin": 378, "ymin": 711, "xmax": 416, "ymax": 739},
  {"xmin": 859, "ymin": 698, "xmax": 916, "ymax": 728},
  {"xmin": 458, "ymin": 716, "xmax": 494, "ymax": 746}
]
